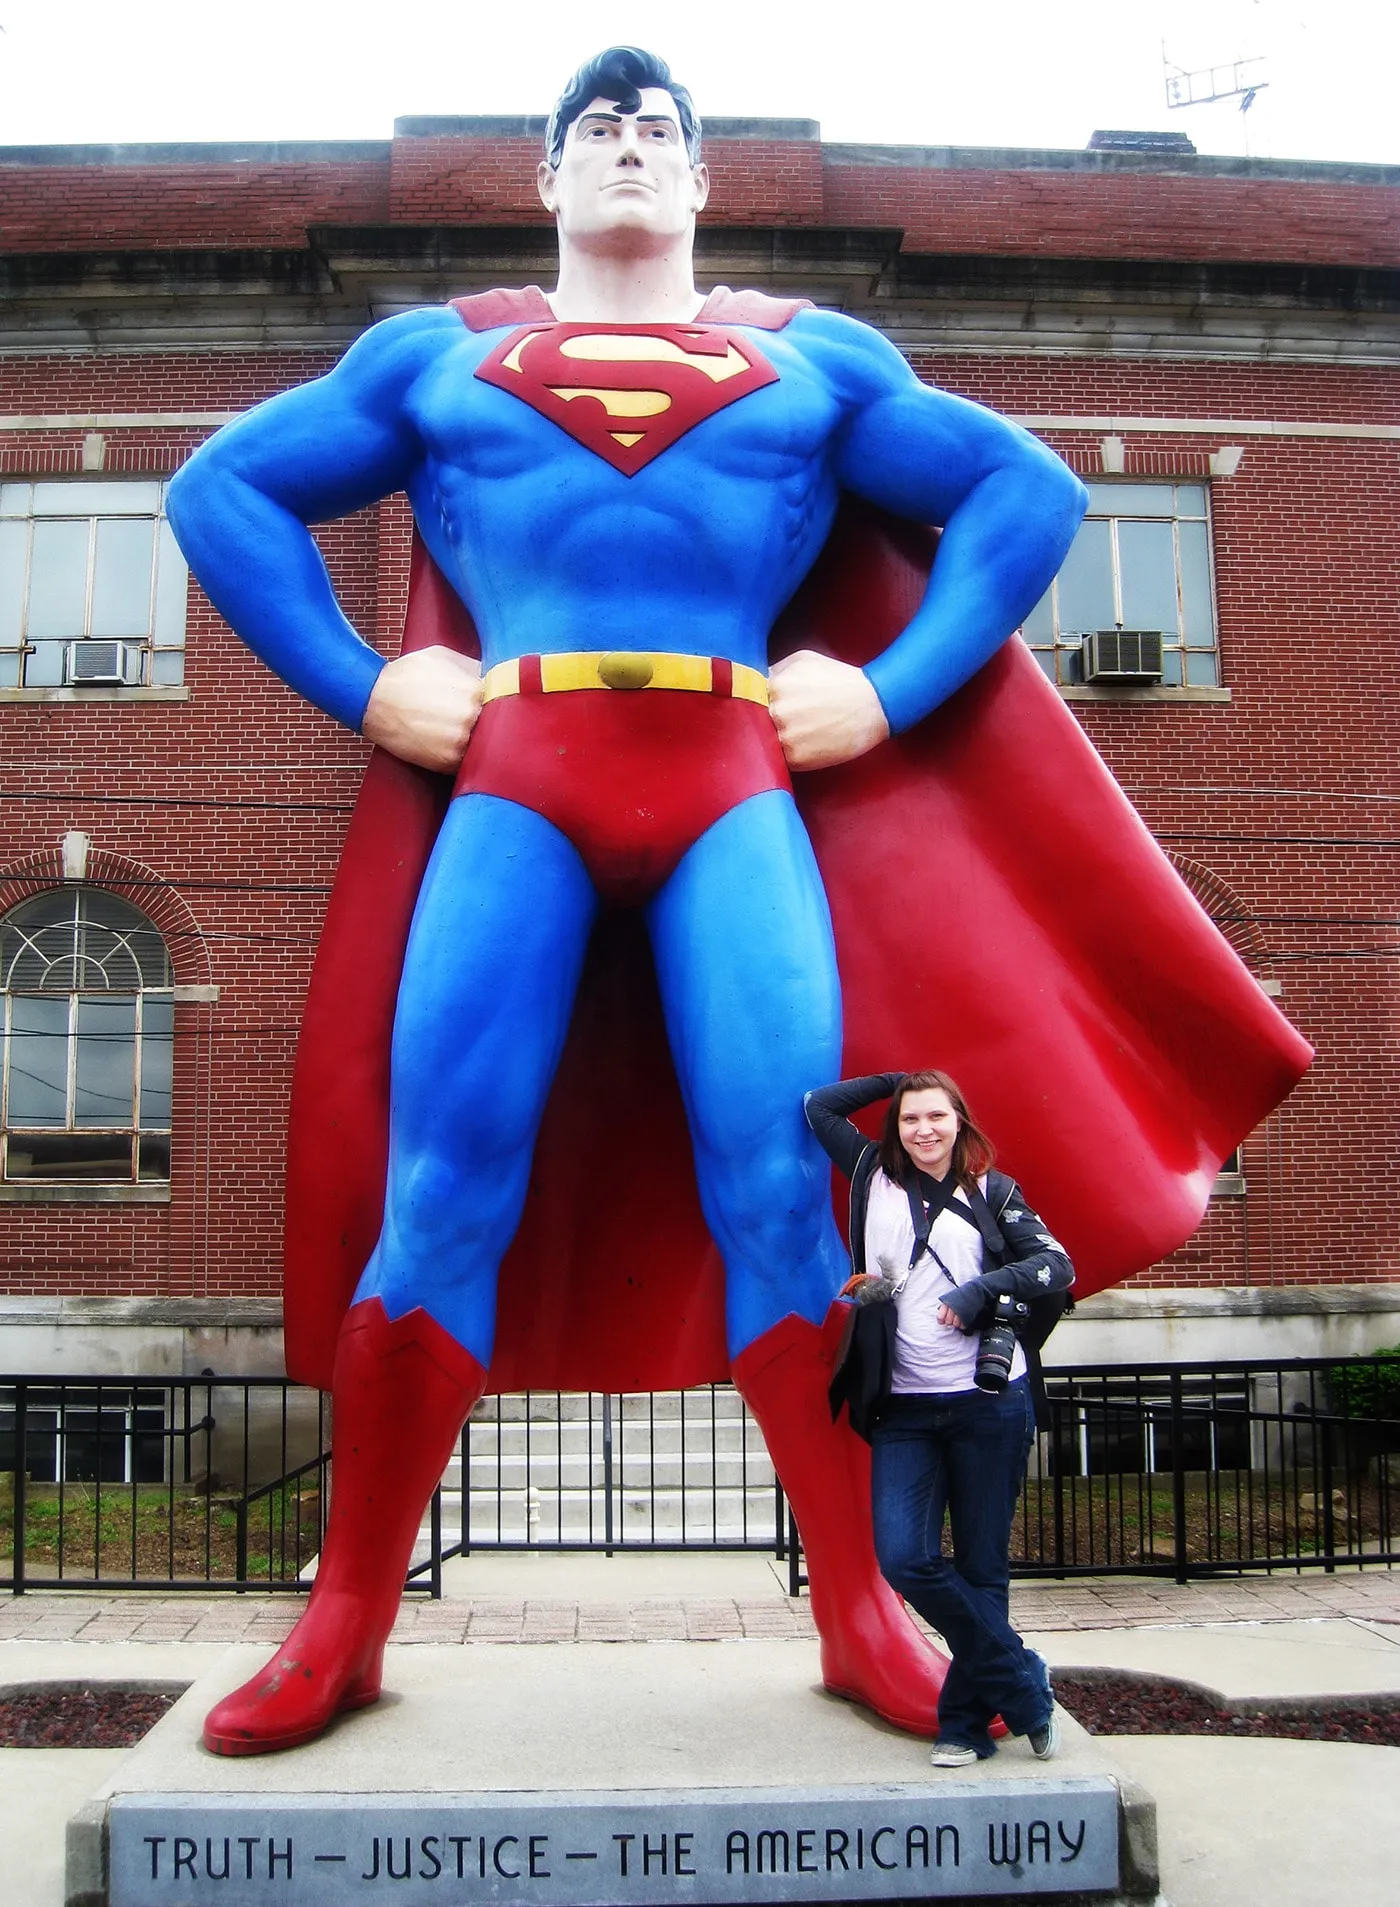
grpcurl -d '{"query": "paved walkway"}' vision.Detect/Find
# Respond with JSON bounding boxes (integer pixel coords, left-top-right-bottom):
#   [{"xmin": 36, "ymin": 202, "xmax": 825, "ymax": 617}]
[{"xmin": 3, "ymin": 1558, "xmax": 1398, "ymax": 1646}]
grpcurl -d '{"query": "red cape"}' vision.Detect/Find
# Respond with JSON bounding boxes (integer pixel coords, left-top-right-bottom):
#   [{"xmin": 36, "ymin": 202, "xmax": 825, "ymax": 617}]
[{"xmin": 282, "ymin": 291, "xmax": 1312, "ymax": 1391}]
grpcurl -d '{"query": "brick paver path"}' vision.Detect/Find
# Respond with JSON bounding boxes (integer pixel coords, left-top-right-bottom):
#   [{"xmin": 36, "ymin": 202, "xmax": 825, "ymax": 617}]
[{"xmin": 2, "ymin": 1570, "xmax": 1397, "ymax": 1646}]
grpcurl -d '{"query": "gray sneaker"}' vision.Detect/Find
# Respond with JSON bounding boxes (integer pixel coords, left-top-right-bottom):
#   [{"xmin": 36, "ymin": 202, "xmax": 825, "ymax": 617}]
[
  {"xmin": 930, "ymin": 1741, "xmax": 980, "ymax": 1769},
  {"xmin": 1028, "ymin": 1709, "xmax": 1061, "ymax": 1761}
]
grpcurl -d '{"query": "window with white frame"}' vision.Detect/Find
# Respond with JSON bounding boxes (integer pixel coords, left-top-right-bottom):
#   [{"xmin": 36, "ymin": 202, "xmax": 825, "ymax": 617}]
[
  {"xmin": 1023, "ymin": 481, "xmax": 1219, "ymax": 688},
  {"xmin": 0, "ymin": 479, "xmax": 188, "ymax": 689},
  {"xmin": 1, "ymin": 889, "xmax": 174, "ymax": 1184}
]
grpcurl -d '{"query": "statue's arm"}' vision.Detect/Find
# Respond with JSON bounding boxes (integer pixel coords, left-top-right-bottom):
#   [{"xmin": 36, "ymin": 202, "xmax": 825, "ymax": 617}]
[
  {"xmin": 166, "ymin": 307, "xmax": 462, "ymax": 732},
  {"xmin": 804, "ymin": 309, "xmax": 1089, "ymax": 736}
]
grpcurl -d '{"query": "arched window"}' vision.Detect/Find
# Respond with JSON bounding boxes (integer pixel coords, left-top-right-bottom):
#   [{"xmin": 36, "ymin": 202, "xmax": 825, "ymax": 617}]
[{"xmin": 1, "ymin": 889, "xmax": 173, "ymax": 1183}]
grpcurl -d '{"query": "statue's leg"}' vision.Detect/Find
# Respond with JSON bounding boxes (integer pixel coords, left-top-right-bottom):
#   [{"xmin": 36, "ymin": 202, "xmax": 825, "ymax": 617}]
[
  {"xmin": 204, "ymin": 795, "xmax": 598, "ymax": 1755},
  {"xmin": 646, "ymin": 789, "xmax": 950, "ymax": 1736}
]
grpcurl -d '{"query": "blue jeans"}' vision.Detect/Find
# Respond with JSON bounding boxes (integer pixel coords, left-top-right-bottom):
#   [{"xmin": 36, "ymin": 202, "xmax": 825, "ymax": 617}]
[{"xmin": 871, "ymin": 1380, "xmax": 1050, "ymax": 1755}]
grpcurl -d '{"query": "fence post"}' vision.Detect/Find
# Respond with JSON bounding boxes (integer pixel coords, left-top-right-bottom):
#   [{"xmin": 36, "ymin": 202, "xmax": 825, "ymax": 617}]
[
  {"xmin": 774, "ymin": 1480, "xmax": 786, "ymax": 1562},
  {"xmin": 787, "ymin": 1504, "xmax": 802, "ymax": 1599},
  {"xmin": 1319, "ymin": 1417, "xmax": 1336, "ymax": 1575},
  {"xmin": 234, "ymin": 1501, "xmax": 248, "ymax": 1592},
  {"xmin": 430, "ymin": 1486, "xmax": 443, "ymax": 1599},
  {"xmin": 12, "ymin": 1382, "xmax": 27, "ymax": 1596},
  {"xmin": 1052, "ymin": 1395, "xmax": 1067, "ymax": 1572},
  {"xmin": 601, "ymin": 1393, "xmax": 615, "ymax": 1558},
  {"xmin": 1169, "ymin": 1372, "xmax": 1189, "ymax": 1584}
]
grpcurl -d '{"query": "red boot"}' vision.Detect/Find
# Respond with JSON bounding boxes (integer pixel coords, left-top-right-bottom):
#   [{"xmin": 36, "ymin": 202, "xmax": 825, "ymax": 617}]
[
  {"xmin": 732, "ymin": 1307, "xmax": 950, "ymax": 1737},
  {"xmin": 203, "ymin": 1298, "xmax": 484, "ymax": 1756}
]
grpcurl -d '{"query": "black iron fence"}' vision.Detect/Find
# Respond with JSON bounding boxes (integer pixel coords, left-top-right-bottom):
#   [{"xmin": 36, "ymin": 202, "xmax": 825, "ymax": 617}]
[
  {"xmin": 3, "ymin": 1356, "xmax": 1398, "ymax": 1594},
  {"xmin": 0, "ymin": 1376, "xmax": 330, "ymax": 1593}
]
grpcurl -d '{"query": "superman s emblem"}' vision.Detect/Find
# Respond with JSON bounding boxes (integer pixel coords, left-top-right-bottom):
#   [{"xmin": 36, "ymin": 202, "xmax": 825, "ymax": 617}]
[{"xmin": 474, "ymin": 323, "xmax": 779, "ymax": 476}]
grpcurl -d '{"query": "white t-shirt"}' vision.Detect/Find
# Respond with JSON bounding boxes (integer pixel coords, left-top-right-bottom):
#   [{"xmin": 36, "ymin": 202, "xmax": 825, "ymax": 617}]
[{"xmin": 864, "ymin": 1169, "xmax": 1026, "ymax": 1395}]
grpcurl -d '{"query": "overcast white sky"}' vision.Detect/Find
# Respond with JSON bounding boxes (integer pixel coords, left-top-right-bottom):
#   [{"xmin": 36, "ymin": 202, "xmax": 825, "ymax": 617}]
[{"xmin": 0, "ymin": 1, "xmax": 1394, "ymax": 166}]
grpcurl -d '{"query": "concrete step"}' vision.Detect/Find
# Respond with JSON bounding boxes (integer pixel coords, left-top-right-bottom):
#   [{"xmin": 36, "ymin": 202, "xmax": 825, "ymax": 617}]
[
  {"xmin": 471, "ymin": 1388, "xmax": 752, "ymax": 1426},
  {"xmin": 460, "ymin": 1420, "xmax": 767, "ymax": 1460},
  {"xmin": 442, "ymin": 1452, "xmax": 777, "ymax": 1491}
]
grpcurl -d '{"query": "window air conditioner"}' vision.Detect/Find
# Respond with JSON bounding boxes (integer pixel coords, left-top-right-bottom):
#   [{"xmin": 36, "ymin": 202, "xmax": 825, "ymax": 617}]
[
  {"xmin": 64, "ymin": 640, "xmax": 144, "ymax": 686},
  {"xmin": 1080, "ymin": 630, "xmax": 1164, "ymax": 683}
]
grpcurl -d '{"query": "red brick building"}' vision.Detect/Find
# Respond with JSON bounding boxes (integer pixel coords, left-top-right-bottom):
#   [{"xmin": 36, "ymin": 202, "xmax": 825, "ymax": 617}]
[{"xmin": 1, "ymin": 117, "xmax": 1396, "ymax": 1377}]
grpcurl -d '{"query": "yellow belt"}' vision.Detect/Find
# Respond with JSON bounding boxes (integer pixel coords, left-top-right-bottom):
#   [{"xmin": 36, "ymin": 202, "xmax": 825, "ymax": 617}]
[{"xmin": 481, "ymin": 651, "xmax": 770, "ymax": 708}]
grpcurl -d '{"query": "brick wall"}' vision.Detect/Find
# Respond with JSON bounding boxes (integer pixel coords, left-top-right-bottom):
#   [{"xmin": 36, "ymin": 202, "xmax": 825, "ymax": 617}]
[{"xmin": 0, "ymin": 132, "xmax": 1396, "ymax": 1309}]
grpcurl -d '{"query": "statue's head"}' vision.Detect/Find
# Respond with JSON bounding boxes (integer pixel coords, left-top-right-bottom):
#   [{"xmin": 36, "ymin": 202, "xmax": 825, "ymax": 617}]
[{"xmin": 538, "ymin": 46, "xmax": 708, "ymax": 250}]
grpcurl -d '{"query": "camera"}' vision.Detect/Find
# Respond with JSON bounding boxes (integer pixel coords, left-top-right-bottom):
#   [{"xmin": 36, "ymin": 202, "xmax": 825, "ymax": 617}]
[{"xmin": 974, "ymin": 1294, "xmax": 1030, "ymax": 1393}]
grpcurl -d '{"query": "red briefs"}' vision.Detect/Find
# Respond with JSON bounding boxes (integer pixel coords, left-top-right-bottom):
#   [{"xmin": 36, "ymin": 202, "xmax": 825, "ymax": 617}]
[{"xmin": 452, "ymin": 685, "xmax": 790, "ymax": 905}]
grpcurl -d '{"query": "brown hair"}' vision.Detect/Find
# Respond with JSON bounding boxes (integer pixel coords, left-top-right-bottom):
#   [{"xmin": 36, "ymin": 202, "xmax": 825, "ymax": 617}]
[{"xmin": 877, "ymin": 1069, "xmax": 995, "ymax": 1191}]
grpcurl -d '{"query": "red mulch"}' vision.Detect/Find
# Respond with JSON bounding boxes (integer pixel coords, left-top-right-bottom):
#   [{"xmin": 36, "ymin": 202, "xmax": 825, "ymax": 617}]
[
  {"xmin": 4, "ymin": 1672, "xmax": 1399, "ymax": 1750},
  {"xmin": 1053, "ymin": 1670, "xmax": 1400, "ymax": 1747},
  {"xmin": 0, "ymin": 1684, "xmax": 182, "ymax": 1748}
]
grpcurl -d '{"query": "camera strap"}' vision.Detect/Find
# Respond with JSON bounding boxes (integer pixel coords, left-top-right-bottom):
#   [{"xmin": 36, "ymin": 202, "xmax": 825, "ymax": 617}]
[{"xmin": 902, "ymin": 1171, "xmax": 981, "ymax": 1272}]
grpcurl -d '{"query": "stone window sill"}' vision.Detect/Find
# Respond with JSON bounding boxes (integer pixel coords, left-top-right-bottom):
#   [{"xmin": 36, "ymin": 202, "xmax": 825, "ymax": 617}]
[
  {"xmin": 0, "ymin": 686, "xmax": 190, "ymax": 705},
  {"xmin": 1059, "ymin": 685, "xmax": 1231, "ymax": 705},
  {"xmin": 0, "ymin": 1182, "xmax": 171, "ymax": 1204}
]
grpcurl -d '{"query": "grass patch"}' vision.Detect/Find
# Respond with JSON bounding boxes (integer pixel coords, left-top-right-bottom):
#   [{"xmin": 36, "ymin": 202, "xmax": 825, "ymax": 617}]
[{"xmin": 0, "ymin": 1479, "xmax": 322, "ymax": 1584}]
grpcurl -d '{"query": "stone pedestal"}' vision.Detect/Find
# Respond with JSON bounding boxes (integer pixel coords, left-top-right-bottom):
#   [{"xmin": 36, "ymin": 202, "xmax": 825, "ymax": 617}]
[{"xmin": 67, "ymin": 1641, "xmax": 1159, "ymax": 1905}]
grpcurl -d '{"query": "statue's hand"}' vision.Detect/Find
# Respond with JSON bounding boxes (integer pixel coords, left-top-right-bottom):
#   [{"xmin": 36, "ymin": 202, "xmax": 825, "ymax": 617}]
[
  {"xmin": 362, "ymin": 646, "xmax": 484, "ymax": 773},
  {"xmin": 768, "ymin": 649, "xmax": 890, "ymax": 771}
]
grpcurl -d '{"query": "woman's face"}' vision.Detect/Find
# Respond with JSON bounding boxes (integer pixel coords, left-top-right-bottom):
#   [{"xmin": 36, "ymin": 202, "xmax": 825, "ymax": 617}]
[{"xmin": 897, "ymin": 1087, "xmax": 960, "ymax": 1178}]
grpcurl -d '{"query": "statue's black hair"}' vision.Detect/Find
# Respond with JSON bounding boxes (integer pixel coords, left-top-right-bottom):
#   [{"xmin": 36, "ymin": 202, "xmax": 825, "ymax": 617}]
[{"xmin": 545, "ymin": 46, "xmax": 701, "ymax": 169}]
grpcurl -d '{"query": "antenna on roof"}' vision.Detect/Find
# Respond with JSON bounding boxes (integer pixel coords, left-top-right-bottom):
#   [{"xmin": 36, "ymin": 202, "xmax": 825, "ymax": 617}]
[{"xmin": 1162, "ymin": 45, "xmax": 1269, "ymax": 153}]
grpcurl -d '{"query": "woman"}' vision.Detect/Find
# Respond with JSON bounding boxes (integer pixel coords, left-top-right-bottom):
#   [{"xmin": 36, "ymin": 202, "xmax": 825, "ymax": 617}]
[{"xmin": 804, "ymin": 1070, "xmax": 1072, "ymax": 1767}]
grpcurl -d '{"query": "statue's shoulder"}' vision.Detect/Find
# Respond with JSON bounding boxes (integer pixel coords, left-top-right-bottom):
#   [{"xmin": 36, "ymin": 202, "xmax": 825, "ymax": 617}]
[
  {"xmin": 449, "ymin": 286, "xmax": 555, "ymax": 332},
  {"xmin": 698, "ymin": 286, "xmax": 814, "ymax": 330}
]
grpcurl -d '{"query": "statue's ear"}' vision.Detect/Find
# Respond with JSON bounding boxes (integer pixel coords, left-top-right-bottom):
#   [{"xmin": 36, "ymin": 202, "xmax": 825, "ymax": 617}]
[
  {"xmin": 692, "ymin": 162, "xmax": 711, "ymax": 213},
  {"xmin": 537, "ymin": 162, "xmax": 557, "ymax": 214}
]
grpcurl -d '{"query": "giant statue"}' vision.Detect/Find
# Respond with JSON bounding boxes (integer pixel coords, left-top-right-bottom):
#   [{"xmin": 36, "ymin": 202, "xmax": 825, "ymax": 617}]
[{"xmin": 168, "ymin": 47, "xmax": 1311, "ymax": 1757}]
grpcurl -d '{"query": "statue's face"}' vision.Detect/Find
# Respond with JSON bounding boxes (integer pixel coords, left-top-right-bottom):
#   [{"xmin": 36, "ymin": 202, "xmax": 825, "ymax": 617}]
[{"xmin": 538, "ymin": 87, "xmax": 709, "ymax": 250}]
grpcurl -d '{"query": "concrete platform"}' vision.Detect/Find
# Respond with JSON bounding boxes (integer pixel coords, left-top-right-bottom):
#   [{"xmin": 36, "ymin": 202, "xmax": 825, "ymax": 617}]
[{"xmin": 66, "ymin": 1642, "xmax": 1157, "ymax": 1905}]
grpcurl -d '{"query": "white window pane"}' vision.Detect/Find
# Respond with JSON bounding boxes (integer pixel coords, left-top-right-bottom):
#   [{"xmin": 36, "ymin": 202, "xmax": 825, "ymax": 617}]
[
  {"xmin": 0, "ymin": 652, "xmax": 19, "ymax": 687},
  {"xmin": 150, "ymin": 648, "xmax": 185, "ymax": 685},
  {"xmin": 74, "ymin": 995, "xmax": 136, "ymax": 1127},
  {"xmin": 1176, "ymin": 484, "xmax": 1208, "ymax": 516},
  {"xmin": 90, "ymin": 518, "xmax": 155, "ymax": 638},
  {"xmin": 24, "ymin": 640, "xmax": 66, "ymax": 687},
  {"xmin": 1087, "ymin": 483, "xmax": 1176, "ymax": 517},
  {"xmin": 0, "ymin": 485, "xmax": 32, "ymax": 518},
  {"xmin": 7, "ymin": 995, "xmax": 69, "ymax": 1125},
  {"xmin": 31, "ymin": 480, "xmax": 161, "ymax": 516},
  {"xmin": 1021, "ymin": 587, "xmax": 1054, "ymax": 643},
  {"xmin": 1185, "ymin": 650, "xmax": 1220, "ymax": 687},
  {"xmin": 0, "ymin": 521, "xmax": 27, "ymax": 646},
  {"xmin": 1053, "ymin": 519, "xmax": 1115, "ymax": 634},
  {"xmin": 152, "ymin": 521, "xmax": 188, "ymax": 647},
  {"xmin": 139, "ymin": 996, "xmax": 174, "ymax": 1129},
  {"xmin": 1179, "ymin": 521, "xmax": 1215, "ymax": 645},
  {"xmin": 1118, "ymin": 521, "xmax": 1179, "ymax": 636},
  {"xmin": 26, "ymin": 520, "xmax": 90, "ymax": 639},
  {"xmin": 1160, "ymin": 648, "xmax": 1184, "ymax": 686}
]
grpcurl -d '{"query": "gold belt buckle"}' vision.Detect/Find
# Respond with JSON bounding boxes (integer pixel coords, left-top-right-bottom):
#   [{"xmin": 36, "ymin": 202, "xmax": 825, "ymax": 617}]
[{"xmin": 597, "ymin": 652, "xmax": 656, "ymax": 690}]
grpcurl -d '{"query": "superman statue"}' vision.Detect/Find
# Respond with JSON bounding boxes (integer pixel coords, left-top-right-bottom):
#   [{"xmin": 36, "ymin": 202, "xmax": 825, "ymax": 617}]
[{"xmin": 167, "ymin": 46, "xmax": 1311, "ymax": 1757}]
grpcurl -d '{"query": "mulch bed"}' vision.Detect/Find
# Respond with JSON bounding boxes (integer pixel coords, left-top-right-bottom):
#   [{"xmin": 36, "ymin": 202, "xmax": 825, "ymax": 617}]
[
  {"xmin": 1053, "ymin": 1669, "xmax": 1400, "ymax": 1747},
  {"xmin": 0, "ymin": 1684, "xmax": 183, "ymax": 1748},
  {"xmin": 4, "ymin": 1671, "xmax": 1399, "ymax": 1750}
]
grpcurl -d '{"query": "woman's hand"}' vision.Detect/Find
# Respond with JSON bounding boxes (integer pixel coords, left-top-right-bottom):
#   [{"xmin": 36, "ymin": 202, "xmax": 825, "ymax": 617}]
[{"xmin": 936, "ymin": 1301, "xmax": 968, "ymax": 1330}]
